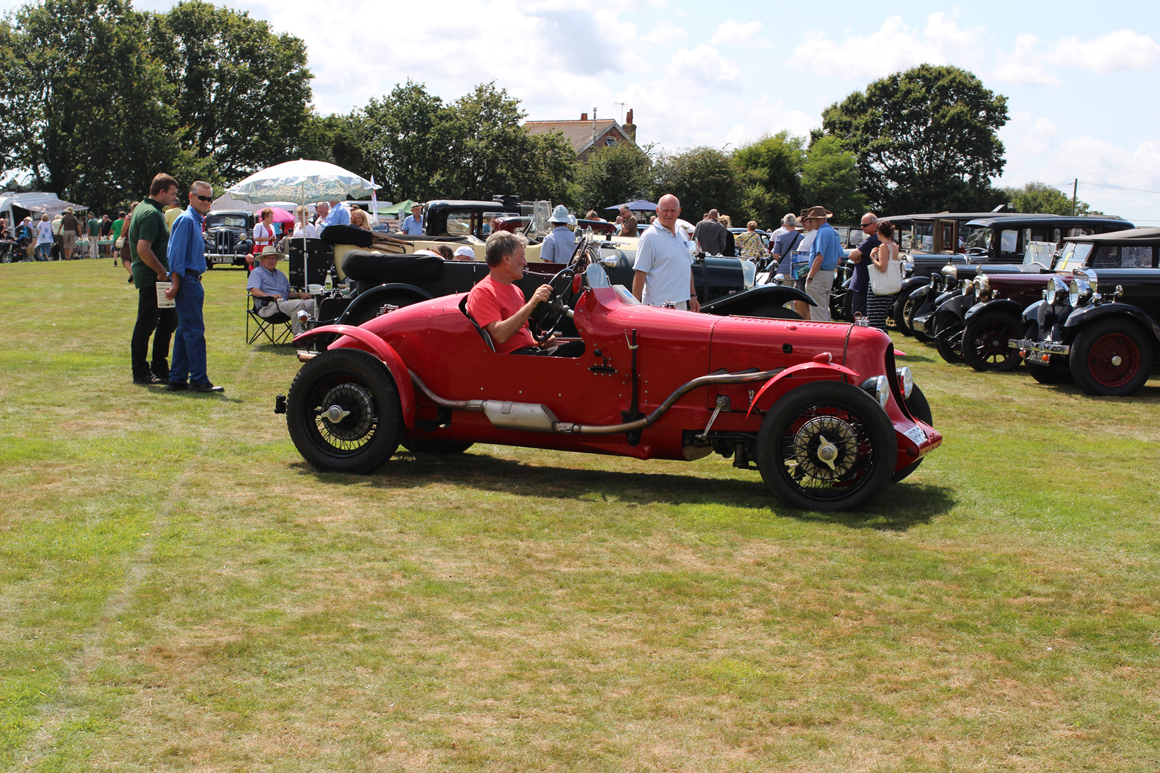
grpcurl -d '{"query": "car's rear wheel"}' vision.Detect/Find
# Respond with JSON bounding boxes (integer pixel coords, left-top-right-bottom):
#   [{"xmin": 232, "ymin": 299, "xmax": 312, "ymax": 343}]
[
  {"xmin": 891, "ymin": 384, "xmax": 932, "ymax": 483},
  {"xmin": 893, "ymin": 292, "xmax": 914, "ymax": 336},
  {"xmin": 1069, "ymin": 319, "xmax": 1153, "ymax": 396},
  {"xmin": 756, "ymin": 382, "xmax": 897, "ymax": 512},
  {"xmin": 963, "ymin": 312, "xmax": 1022, "ymax": 372},
  {"xmin": 286, "ymin": 349, "xmax": 401, "ymax": 473}
]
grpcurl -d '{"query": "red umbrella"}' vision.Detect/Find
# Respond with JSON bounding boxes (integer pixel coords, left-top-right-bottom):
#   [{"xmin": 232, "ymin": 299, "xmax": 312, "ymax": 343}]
[{"xmin": 269, "ymin": 207, "xmax": 295, "ymax": 224}]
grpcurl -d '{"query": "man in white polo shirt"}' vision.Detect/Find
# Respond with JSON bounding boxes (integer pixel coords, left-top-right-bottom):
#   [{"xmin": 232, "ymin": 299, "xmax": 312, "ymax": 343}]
[{"xmin": 631, "ymin": 193, "xmax": 700, "ymax": 311}]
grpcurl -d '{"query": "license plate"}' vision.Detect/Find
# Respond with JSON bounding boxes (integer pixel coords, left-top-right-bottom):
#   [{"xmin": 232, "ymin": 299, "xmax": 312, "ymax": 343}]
[{"xmin": 903, "ymin": 426, "xmax": 926, "ymax": 446}]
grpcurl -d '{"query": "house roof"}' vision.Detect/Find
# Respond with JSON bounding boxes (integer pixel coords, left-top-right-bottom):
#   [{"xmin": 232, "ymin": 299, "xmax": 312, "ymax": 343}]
[{"xmin": 523, "ymin": 120, "xmax": 634, "ymax": 156}]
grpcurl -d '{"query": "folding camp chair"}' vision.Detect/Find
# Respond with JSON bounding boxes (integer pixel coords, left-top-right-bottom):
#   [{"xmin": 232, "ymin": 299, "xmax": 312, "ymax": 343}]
[{"xmin": 246, "ymin": 296, "xmax": 295, "ymax": 345}]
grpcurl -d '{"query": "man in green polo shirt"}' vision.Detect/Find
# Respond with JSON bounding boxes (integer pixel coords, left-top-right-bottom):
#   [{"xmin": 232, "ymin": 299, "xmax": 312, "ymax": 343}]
[{"xmin": 129, "ymin": 173, "xmax": 179, "ymax": 385}]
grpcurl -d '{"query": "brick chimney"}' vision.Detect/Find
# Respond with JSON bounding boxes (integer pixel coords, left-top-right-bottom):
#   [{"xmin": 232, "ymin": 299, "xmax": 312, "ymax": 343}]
[
  {"xmin": 580, "ymin": 112, "xmax": 588, "ymax": 121},
  {"xmin": 624, "ymin": 108, "xmax": 636, "ymax": 142}
]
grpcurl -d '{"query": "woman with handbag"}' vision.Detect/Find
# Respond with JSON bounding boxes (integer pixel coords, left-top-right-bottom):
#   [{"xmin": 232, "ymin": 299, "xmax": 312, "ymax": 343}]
[{"xmin": 867, "ymin": 221, "xmax": 901, "ymax": 331}]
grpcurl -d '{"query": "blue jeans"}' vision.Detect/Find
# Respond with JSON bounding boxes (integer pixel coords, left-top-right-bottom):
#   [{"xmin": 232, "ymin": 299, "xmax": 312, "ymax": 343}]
[
  {"xmin": 170, "ymin": 274, "xmax": 208, "ymax": 386},
  {"xmin": 36, "ymin": 243, "xmax": 51, "ymax": 261}
]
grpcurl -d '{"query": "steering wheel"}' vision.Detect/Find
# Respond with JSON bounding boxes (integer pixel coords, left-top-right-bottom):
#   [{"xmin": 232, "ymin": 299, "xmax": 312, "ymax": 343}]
[
  {"xmin": 528, "ymin": 268, "xmax": 576, "ymax": 342},
  {"xmin": 566, "ymin": 234, "xmax": 592, "ymax": 272}
]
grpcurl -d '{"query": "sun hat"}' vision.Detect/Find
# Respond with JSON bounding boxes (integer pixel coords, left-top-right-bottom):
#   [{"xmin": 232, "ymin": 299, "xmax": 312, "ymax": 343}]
[
  {"xmin": 801, "ymin": 206, "xmax": 833, "ymax": 221},
  {"xmin": 454, "ymin": 245, "xmax": 475, "ymax": 259},
  {"xmin": 548, "ymin": 204, "xmax": 571, "ymax": 224},
  {"xmin": 258, "ymin": 245, "xmax": 285, "ymax": 260}
]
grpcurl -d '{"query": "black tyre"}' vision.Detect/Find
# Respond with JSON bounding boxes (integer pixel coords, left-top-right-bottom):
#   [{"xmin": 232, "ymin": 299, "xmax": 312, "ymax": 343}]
[
  {"xmin": 962, "ymin": 312, "xmax": 1022, "ymax": 372},
  {"xmin": 894, "ymin": 292, "xmax": 916, "ymax": 336},
  {"xmin": 1068, "ymin": 319, "xmax": 1153, "ymax": 397},
  {"xmin": 402, "ymin": 439, "xmax": 474, "ymax": 454},
  {"xmin": 1025, "ymin": 358, "xmax": 1073, "ymax": 385},
  {"xmin": 935, "ymin": 326, "xmax": 964, "ymax": 364},
  {"xmin": 891, "ymin": 384, "xmax": 932, "ymax": 483},
  {"xmin": 286, "ymin": 349, "xmax": 402, "ymax": 473},
  {"xmin": 756, "ymin": 382, "xmax": 897, "ymax": 512}
]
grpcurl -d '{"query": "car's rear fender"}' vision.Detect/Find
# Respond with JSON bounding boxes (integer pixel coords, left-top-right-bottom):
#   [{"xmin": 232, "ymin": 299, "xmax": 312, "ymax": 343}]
[
  {"xmin": 294, "ymin": 325, "xmax": 416, "ymax": 428},
  {"xmin": 744, "ymin": 360, "xmax": 861, "ymax": 420},
  {"xmin": 700, "ymin": 284, "xmax": 815, "ymax": 316}
]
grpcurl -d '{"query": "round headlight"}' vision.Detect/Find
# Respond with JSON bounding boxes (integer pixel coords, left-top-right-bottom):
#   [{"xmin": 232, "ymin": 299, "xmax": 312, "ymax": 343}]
[
  {"xmin": 1043, "ymin": 276, "xmax": 1068, "ymax": 306},
  {"xmin": 974, "ymin": 274, "xmax": 991, "ymax": 300},
  {"xmin": 1069, "ymin": 277, "xmax": 1092, "ymax": 307},
  {"xmin": 896, "ymin": 366, "xmax": 914, "ymax": 400},
  {"xmin": 1078, "ymin": 268, "xmax": 1099, "ymax": 302},
  {"xmin": 961, "ymin": 278, "xmax": 973, "ymax": 296},
  {"xmin": 930, "ymin": 274, "xmax": 943, "ymax": 292},
  {"xmin": 860, "ymin": 375, "xmax": 890, "ymax": 407}
]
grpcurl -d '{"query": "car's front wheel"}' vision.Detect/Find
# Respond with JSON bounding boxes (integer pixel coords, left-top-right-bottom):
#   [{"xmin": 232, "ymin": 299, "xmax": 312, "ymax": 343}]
[
  {"xmin": 962, "ymin": 312, "xmax": 1022, "ymax": 372},
  {"xmin": 756, "ymin": 382, "xmax": 897, "ymax": 512},
  {"xmin": 1069, "ymin": 319, "xmax": 1153, "ymax": 396},
  {"xmin": 286, "ymin": 349, "xmax": 402, "ymax": 473},
  {"xmin": 935, "ymin": 326, "xmax": 964, "ymax": 364}
]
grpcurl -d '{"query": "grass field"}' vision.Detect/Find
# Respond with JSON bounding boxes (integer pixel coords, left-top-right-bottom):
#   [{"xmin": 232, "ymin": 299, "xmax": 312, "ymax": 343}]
[{"xmin": 1, "ymin": 259, "xmax": 1158, "ymax": 772}]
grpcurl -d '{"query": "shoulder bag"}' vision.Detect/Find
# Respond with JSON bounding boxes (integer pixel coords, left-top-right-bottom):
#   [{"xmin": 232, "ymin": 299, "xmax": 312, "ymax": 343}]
[{"xmin": 869, "ymin": 243, "xmax": 902, "ymax": 295}]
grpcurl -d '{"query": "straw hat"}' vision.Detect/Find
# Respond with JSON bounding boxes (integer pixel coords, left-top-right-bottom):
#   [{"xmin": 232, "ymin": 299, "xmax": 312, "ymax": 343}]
[
  {"xmin": 258, "ymin": 245, "xmax": 285, "ymax": 260},
  {"xmin": 801, "ymin": 206, "xmax": 833, "ymax": 221}
]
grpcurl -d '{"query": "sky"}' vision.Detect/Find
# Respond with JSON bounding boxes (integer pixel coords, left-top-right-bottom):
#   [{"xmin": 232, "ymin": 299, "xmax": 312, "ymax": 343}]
[{"xmin": 5, "ymin": 0, "xmax": 1159, "ymax": 224}]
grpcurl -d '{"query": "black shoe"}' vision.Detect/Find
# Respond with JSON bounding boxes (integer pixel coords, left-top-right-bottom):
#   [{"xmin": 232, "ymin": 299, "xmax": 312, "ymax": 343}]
[
  {"xmin": 133, "ymin": 374, "xmax": 163, "ymax": 385},
  {"xmin": 151, "ymin": 361, "xmax": 170, "ymax": 381},
  {"xmin": 167, "ymin": 382, "xmax": 188, "ymax": 391},
  {"xmin": 189, "ymin": 382, "xmax": 224, "ymax": 393}
]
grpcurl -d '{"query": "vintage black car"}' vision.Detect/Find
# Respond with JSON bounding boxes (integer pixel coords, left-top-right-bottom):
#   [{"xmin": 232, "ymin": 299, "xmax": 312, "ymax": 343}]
[
  {"xmin": 204, "ymin": 209, "xmax": 256, "ymax": 268},
  {"xmin": 959, "ymin": 228, "xmax": 1160, "ymax": 372},
  {"xmin": 909, "ymin": 216, "xmax": 1135, "ymax": 360},
  {"xmin": 328, "ymin": 238, "xmax": 807, "ymax": 330},
  {"xmin": 1012, "ymin": 259, "xmax": 1160, "ymax": 396}
]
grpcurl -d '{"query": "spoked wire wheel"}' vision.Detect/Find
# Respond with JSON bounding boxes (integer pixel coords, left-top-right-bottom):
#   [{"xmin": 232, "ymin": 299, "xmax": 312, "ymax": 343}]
[
  {"xmin": 286, "ymin": 349, "xmax": 401, "ymax": 473},
  {"xmin": 756, "ymin": 382, "xmax": 897, "ymax": 511}
]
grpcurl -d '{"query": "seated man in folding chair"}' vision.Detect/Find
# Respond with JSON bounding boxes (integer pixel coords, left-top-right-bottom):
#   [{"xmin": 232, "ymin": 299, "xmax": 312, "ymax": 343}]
[{"xmin": 246, "ymin": 245, "xmax": 316, "ymax": 337}]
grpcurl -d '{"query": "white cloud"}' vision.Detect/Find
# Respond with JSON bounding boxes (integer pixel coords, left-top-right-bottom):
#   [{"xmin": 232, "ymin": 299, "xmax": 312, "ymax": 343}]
[
  {"xmin": 1055, "ymin": 30, "xmax": 1160, "ymax": 74},
  {"xmin": 710, "ymin": 20, "xmax": 763, "ymax": 47},
  {"xmin": 991, "ymin": 29, "xmax": 1159, "ymax": 86},
  {"xmin": 791, "ymin": 13, "xmax": 984, "ymax": 79},
  {"xmin": 668, "ymin": 45, "xmax": 743, "ymax": 90},
  {"xmin": 641, "ymin": 22, "xmax": 688, "ymax": 46}
]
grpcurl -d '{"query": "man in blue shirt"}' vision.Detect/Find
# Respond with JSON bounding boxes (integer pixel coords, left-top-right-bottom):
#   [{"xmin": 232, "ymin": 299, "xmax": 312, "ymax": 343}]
[
  {"xmin": 247, "ymin": 246, "xmax": 316, "ymax": 336},
  {"xmin": 323, "ymin": 200, "xmax": 350, "ymax": 228},
  {"xmin": 165, "ymin": 181, "xmax": 223, "ymax": 393},
  {"xmin": 400, "ymin": 203, "xmax": 424, "ymax": 235},
  {"xmin": 802, "ymin": 206, "xmax": 842, "ymax": 322}
]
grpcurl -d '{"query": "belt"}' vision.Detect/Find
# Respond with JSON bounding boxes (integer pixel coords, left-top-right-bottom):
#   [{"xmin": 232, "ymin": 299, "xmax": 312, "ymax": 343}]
[{"xmin": 183, "ymin": 272, "xmax": 201, "ymax": 282}]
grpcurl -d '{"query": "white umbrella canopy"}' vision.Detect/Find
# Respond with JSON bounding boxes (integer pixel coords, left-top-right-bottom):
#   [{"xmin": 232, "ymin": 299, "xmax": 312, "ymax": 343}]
[
  {"xmin": 226, "ymin": 159, "xmax": 379, "ymax": 290},
  {"xmin": 226, "ymin": 159, "xmax": 378, "ymax": 206}
]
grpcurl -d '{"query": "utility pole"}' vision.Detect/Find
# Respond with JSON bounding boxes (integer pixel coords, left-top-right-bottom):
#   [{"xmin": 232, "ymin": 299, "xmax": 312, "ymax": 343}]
[
  {"xmin": 1072, "ymin": 178, "xmax": 1078, "ymax": 216},
  {"xmin": 592, "ymin": 107, "xmax": 597, "ymax": 148}
]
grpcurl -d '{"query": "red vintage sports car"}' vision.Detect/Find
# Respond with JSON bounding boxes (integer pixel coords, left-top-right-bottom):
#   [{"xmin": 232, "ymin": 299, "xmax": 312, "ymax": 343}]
[{"xmin": 276, "ymin": 266, "xmax": 942, "ymax": 511}]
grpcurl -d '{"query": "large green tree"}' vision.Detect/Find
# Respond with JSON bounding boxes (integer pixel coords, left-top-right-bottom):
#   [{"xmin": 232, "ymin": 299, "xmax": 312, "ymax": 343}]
[
  {"xmin": 800, "ymin": 136, "xmax": 867, "ymax": 223},
  {"xmin": 568, "ymin": 142, "xmax": 652, "ymax": 215},
  {"xmin": 820, "ymin": 65, "xmax": 1009, "ymax": 214},
  {"xmin": 651, "ymin": 147, "xmax": 742, "ymax": 225},
  {"xmin": 999, "ymin": 181, "xmax": 1099, "ymax": 216},
  {"xmin": 359, "ymin": 81, "xmax": 574, "ymax": 204},
  {"xmin": 732, "ymin": 131, "xmax": 806, "ymax": 225},
  {"xmin": 0, "ymin": 0, "xmax": 179, "ymax": 212},
  {"xmin": 147, "ymin": 0, "xmax": 311, "ymax": 185}
]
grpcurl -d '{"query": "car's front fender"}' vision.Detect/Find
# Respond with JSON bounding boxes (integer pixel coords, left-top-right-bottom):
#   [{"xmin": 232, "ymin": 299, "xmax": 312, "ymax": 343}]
[
  {"xmin": 745, "ymin": 360, "xmax": 861, "ymax": 420},
  {"xmin": 295, "ymin": 325, "xmax": 416, "ymax": 428},
  {"xmin": 1063, "ymin": 303, "xmax": 1160, "ymax": 342},
  {"xmin": 964, "ymin": 298, "xmax": 1025, "ymax": 324}
]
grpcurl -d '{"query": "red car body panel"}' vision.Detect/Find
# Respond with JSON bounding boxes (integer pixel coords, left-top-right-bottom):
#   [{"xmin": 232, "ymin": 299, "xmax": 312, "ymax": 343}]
[{"xmin": 299, "ymin": 287, "xmax": 942, "ymax": 469}]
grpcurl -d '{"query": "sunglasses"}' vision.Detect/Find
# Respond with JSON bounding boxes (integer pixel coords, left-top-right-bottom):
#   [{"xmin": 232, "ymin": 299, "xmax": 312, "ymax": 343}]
[{"xmin": 192, "ymin": 194, "xmax": 213, "ymax": 203}]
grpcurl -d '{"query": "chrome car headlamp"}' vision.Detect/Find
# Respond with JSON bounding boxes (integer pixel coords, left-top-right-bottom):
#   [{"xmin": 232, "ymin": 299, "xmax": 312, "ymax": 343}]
[
  {"xmin": 1068, "ymin": 276, "xmax": 1092, "ymax": 307},
  {"xmin": 741, "ymin": 259, "xmax": 757, "ymax": 289},
  {"xmin": 961, "ymin": 278, "xmax": 973, "ymax": 296},
  {"xmin": 1043, "ymin": 275, "xmax": 1069, "ymax": 306},
  {"xmin": 860, "ymin": 375, "xmax": 890, "ymax": 407},
  {"xmin": 896, "ymin": 366, "xmax": 914, "ymax": 400},
  {"xmin": 1078, "ymin": 268, "xmax": 1099, "ymax": 303},
  {"xmin": 941, "ymin": 264, "xmax": 958, "ymax": 283},
  {"xmin": 930, "ymin": 273, "xmax": 943, "ymax": 292},
  {"xmin": 973, "ymin": 274, "xmax": 991, "ymax": 302}
]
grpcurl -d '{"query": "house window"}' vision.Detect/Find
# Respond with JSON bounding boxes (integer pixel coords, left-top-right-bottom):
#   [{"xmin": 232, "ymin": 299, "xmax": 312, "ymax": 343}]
[{"xmin": 604, "ymin": 137, "xmax": 617, "ymax": 147}]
